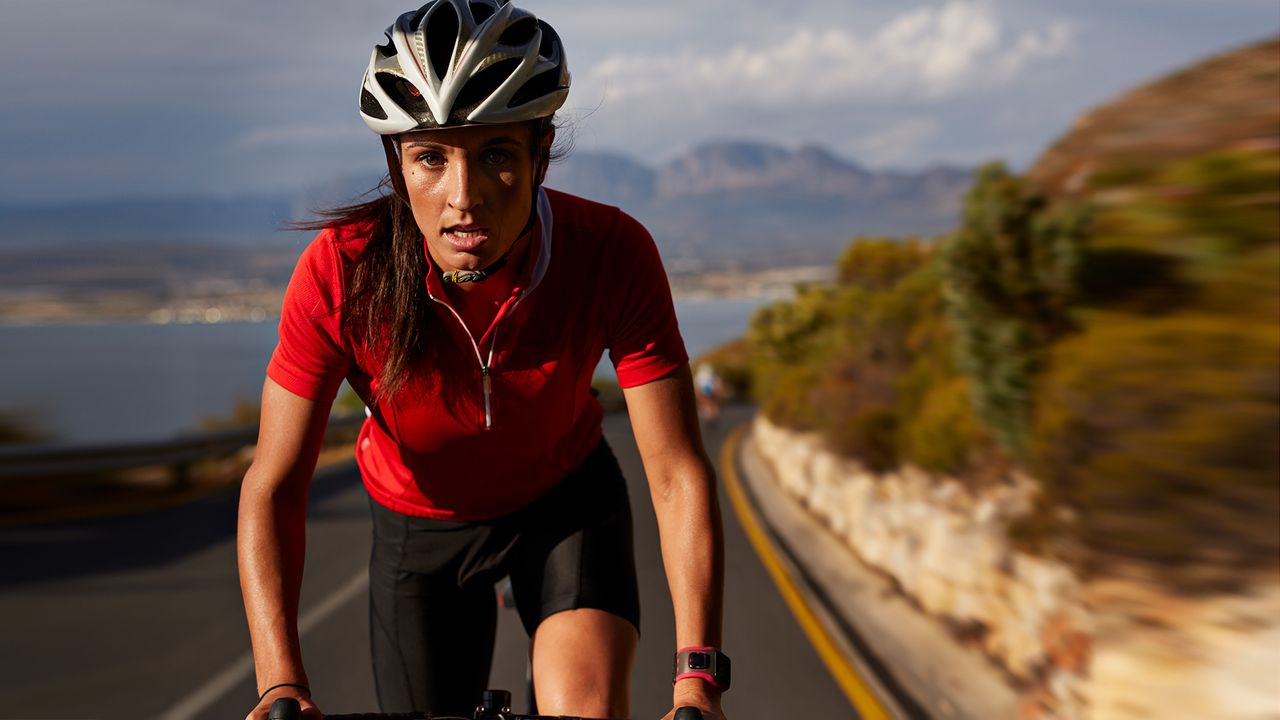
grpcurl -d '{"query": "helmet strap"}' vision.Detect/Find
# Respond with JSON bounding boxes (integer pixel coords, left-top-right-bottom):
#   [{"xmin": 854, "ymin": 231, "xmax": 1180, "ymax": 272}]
[
  {"xmin": 382, "ymin": 135, "xmax": 410, "ymax": 203},
  {"xmin": 527, "ymin": 116, "xmax": 553, "ymax": 227}
]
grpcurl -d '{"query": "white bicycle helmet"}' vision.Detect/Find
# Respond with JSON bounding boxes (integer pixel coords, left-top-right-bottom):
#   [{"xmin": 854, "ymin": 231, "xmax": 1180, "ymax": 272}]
[{"xmin": 359, "ymin": 0, "xmax": 570, "ymax": 134}]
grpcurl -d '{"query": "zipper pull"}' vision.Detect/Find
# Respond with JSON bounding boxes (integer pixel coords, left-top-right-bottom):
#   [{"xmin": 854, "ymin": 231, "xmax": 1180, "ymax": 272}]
[{"xmin": 481, "ymin": 366, "xmax": 493, "ymax": 429}]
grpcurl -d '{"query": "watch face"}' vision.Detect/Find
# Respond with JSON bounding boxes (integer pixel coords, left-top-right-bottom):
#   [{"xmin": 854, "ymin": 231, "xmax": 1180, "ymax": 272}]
[{"xmin": 688, "ymin": 652, "xmax": 710, "ymax": 670}]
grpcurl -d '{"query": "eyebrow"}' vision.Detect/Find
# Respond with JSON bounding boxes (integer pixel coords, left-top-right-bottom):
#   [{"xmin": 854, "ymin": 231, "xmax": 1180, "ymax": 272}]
[{"xmin": 403, "ymin": 136, "xmax": 522, "ymax": 150}]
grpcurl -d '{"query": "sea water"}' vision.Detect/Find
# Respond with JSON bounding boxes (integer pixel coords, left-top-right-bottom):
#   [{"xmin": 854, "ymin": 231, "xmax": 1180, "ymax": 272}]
[{"xmin": 0, "ymin": 297, "xmax": 773, "ymax": 446}]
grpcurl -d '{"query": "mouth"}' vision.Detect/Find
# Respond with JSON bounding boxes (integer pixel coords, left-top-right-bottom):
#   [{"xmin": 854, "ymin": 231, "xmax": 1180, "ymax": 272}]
[{"xmin": 442, "ymin": 224, "xmax": 491, "ymax": 252}]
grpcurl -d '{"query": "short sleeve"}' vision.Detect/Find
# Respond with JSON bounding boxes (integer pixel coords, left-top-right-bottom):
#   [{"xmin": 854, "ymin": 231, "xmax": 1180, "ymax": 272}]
[
  {"xmin": 606, "ymin": 212, "xmax": 689, "ymax": 387},
  {"xmin": 266, "ymin": 231, "xmax": 352, "ymax": 402}
]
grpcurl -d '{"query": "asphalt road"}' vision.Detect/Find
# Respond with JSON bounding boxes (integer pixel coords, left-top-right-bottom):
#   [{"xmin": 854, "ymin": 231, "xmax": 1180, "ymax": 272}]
[{"xmin": 0, "ymin": 406, "xmax": 854, "ymax": 719}]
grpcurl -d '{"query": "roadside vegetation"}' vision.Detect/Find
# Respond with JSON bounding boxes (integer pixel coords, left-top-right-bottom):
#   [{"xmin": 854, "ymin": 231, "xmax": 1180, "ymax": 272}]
[{"xmin": 723, "ymin": 39, "xmax": 1279, "ymax": 582}]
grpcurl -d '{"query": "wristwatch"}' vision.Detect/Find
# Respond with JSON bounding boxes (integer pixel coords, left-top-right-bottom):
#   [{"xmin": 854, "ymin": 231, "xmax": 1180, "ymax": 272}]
[{"xmin": 673, "ymin": 646, "xmax": 731, "ymax": 691}]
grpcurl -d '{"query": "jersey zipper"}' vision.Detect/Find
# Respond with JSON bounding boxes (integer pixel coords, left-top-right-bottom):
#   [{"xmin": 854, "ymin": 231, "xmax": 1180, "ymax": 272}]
[{"xmin": 427, "ymin": 291, "xmax": 529, "ymax": 430}]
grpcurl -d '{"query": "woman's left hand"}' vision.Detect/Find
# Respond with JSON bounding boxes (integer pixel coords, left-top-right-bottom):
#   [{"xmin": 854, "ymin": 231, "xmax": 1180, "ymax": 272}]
[
  {"xmin": 661, "ymin": 704, "xmax": 725, "ymax": 720},
  {"xmin": 661, "ymin": 682, "xmax": 726, "ymax": 720}
]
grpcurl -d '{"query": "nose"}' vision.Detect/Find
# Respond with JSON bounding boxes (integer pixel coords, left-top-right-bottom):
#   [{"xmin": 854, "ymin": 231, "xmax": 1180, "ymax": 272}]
[{"xmin": 446, "ymin": 157, "xmax": 481, "ymax": 212}]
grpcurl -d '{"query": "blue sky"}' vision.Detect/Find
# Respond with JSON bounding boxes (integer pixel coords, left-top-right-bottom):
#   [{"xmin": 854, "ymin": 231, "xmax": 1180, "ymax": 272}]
[{"xmin": 1, "ymin": 0, "xmax": 1276, "ymax": 203}]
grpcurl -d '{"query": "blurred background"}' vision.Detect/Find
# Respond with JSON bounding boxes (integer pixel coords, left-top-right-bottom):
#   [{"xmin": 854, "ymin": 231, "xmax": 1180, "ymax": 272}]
[{"xmin": 0, "ymin": 2, "xmax": 1276, "ymax": 719}]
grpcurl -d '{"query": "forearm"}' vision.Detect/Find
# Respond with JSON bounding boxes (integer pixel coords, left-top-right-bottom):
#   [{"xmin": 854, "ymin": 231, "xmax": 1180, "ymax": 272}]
[
  {"xmin": 650, "ymin": 455, "xmax": 726, "ymax": 695},
  {"xmin": 238, "ymin": 467, "xmax": 311, "ymax": 693},
  {"xmin": 623, "ymin": 368, "xmax": 729, "ymax": 714}
]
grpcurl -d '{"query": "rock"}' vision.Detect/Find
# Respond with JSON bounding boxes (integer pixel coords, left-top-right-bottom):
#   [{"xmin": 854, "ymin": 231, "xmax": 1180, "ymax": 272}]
[
  {"xmin": 1047, "ymin": 670, "xmax": 1087, "ymax": 720},
  {"xmin": 1016, "ymin": 554, "xmax": 1080, "ymax": 619},
  {"xmin": 811, "ymin": 451, "xmax": 840, "ymax": 489},
  {"xmin": 752, "ymin": 415, "xmax": 1095, "ymax": 711},
  {"xmin": 918, "ymin": 572, "xmax": 957, "ymax": 616},
  {"xmin": 1042, "ymin": 610, "xmax": 1092, "ymax": 675},
  {"xmin": 974, "ymin": 497, "xmax": 999, "ymax": 526},
  {"xmin": 952, "ymin": 585, "xmax": 986, "ymax": 624}
]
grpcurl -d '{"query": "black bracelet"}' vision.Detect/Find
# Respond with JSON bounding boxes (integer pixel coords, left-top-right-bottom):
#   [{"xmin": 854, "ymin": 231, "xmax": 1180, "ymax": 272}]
[{"xmin": 259, "ymin": 682, "xmax": 310, "ymax": 702}]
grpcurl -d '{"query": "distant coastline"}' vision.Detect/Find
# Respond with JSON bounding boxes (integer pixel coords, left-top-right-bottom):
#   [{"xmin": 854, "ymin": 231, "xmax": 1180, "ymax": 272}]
[{"xmin": 0, "ymin": 265, "xmax": 833, "ymax": 327}]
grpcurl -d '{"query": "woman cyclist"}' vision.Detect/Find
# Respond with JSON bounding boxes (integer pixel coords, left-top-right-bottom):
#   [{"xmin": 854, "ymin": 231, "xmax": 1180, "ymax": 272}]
[{"xmin": 237, "ymin": 3, "xmax": 728, "ymax": 719}]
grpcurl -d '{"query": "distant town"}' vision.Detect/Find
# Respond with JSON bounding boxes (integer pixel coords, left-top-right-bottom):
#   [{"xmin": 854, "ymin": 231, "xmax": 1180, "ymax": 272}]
[{"xmin": 0, "ymin": 265, "xmax": 834, "ymax": 326}]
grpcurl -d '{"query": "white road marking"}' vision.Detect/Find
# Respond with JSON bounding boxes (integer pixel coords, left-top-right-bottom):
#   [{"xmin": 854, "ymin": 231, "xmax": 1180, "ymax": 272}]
[{"xmin": 156, "ymin": 568, "xmax": 369, "ymax": 720}]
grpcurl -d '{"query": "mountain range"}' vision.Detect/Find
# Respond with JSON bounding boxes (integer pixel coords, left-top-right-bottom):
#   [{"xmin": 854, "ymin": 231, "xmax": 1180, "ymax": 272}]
[
  {"xmin": 549, "ymin": 142, "xmax": 971, "ymax": 268},
  {"xmin": 0, "ymin": 141, "xmax": 973, "ymax": 273}
]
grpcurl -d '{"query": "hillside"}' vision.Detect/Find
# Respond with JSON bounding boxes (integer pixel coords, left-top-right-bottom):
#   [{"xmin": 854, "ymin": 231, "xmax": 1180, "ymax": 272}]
[
  {"xmin": 1027, "ymin": 37, "xmax": 1279, "ymax": 197},
  {"xmin": 744, "ymin": 35, "xmax": 1280, "ymax": 573},
  {"xmin": 1027, "ymin": 37, "xmax": 1280, "ymax": 572}
]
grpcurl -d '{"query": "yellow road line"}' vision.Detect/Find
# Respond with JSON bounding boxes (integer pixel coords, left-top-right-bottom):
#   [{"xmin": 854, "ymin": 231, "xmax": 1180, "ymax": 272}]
[{"xmin": 721, "ymin": 423, "xmax": 892, "ymax": 720}]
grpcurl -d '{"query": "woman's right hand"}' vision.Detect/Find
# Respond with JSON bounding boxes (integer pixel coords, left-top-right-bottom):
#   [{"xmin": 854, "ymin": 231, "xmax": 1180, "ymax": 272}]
[{"xmin": 243, "ymin": 687, "xmax": 322, "ymax": 720}]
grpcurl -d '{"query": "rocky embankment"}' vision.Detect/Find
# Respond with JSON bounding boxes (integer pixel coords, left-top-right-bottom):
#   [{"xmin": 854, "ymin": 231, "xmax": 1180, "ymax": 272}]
[{"xmin": 752, "ymin": 416, "xmax": 1280, "ymax": 719}]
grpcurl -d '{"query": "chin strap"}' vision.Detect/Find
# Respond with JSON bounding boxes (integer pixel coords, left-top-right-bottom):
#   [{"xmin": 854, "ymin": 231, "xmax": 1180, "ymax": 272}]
[{"xmin": 382, "ymin": 136, "xmax": 410, "ymax": 203}]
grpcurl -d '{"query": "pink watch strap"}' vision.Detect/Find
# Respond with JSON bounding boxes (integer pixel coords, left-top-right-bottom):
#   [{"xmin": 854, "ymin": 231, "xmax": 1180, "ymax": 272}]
[
  {"xmin": 674, "ymin": 670, "xmax": 724, "ymax": 689},
  {"xmin": 673, "ymin": 646, "xmax": 727, "ymax": 689}
]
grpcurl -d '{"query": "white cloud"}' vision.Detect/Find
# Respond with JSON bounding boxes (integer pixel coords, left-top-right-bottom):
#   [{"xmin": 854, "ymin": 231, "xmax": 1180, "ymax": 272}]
[
  {"xmin": 6, "ymin": 0, "xmax": 1272, "ymax": 199},
  {"xmin": 587, "ymin": 1, "xmax": 1074, "ymax": 108},
  {"xmin": 995, "ymin": 19, "xmax": 1076, "ymax": 79}
]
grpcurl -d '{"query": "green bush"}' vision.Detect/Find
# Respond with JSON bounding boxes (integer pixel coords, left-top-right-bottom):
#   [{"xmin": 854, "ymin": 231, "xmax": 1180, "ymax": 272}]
[
  {"xmin": 747, "ymin": 286, "xmax": 835, "ymax": 365},
  {"xmin": 755, "ymin": 360, "xmax": 824, "ymax": 430},
  {"xmin": 750, "ymin": 236, "xmax": 991, "ymax": 476},
  {"xmin": 902, "ymin": 377, "xmax": 990, "ymax": 474},
  {"xmin": 831, "ymin": 405, "xmax": 899, "ymax": 472},
  {"xmin": 837, "ymin": 236, "xmax": 929, "ymax": 290},
  {"xmin": 1033, "ymin": 312, "xmax": 1280, "ymax": 569},
  {"xmin": 942, "ymin": 162, "xmax": 1090, "ymax": 458},
  {"xmin": 1166, "ymin": 149, "xmax": 1280, "ymax": 255}
]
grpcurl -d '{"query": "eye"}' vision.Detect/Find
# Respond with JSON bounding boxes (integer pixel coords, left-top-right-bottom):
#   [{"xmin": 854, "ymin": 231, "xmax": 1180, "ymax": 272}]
[
  {"xmin": 481, "ymin": 148, "xmax": 512, "ymax": 166},
  {"xmin": 415, "ymin": 150, "xmax": 446, "ymax": 167}
]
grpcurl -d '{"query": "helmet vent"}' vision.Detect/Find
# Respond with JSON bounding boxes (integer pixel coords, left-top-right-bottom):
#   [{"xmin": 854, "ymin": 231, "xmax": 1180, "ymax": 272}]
[
  {"xmin": 455, "ymin": 58, "xmax": 521, "ymax": 110},
  {"xmin": 498, "ymin": 16, "xmax": 537, "ymax": 47},
  {"xmin": 509, "ymin": 68, "xmax": 560, "ymax": 109},
  {"xmin": 537, "ymin": 21, "xmax": 560, "ymax": 58},
  {"xmin": 377, "ymin": 72, "xmax": 431, "ymax": 120},
  {"xmin": 470, "ymin": 2, "xmax": 496, "ymax": 25},
  {"xmin": 360, "ymin": 88, "xmax": 389, "ymax": 121},
  {"xmin": 425, "ymin": 2, "xmax": 459, "ymax": 81}
]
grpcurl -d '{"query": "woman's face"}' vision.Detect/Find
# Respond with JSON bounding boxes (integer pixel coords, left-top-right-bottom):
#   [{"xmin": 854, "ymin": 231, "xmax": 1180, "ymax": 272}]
[{"xmin": 399, "ymin": 122, "xmax": 550, "ymax": 275}]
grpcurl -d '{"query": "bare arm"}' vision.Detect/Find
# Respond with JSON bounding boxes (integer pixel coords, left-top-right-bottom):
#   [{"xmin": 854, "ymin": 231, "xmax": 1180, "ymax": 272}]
[
  {"xmin": 622, "ymin": 366, "xmax": 726, "ymax": 717},
  {"xmin": 237, "ymin": 377, "xmax": 332, "ymax": 719}
]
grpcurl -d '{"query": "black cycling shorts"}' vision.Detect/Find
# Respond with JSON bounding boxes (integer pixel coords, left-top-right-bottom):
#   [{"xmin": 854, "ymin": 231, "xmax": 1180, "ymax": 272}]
[{"xmin": 366, "ymin": 438, "xmax": 641, "ymax": 715}]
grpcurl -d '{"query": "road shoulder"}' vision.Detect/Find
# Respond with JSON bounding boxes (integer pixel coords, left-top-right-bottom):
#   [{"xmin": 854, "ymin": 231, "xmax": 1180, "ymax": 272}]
[{"xmin": 732, "ymin": 420, "xmax": 1021, "ymax": 720}]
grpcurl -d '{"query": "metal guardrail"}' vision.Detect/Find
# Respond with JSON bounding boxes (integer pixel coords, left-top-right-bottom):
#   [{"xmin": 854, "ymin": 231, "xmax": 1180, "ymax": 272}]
[{"xmin": 0, "ymin": 412, "xmax": 366, "ymax": 485}]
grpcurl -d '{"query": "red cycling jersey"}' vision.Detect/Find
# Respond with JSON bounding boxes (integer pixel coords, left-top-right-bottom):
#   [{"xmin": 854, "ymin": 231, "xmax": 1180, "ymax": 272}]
[{"xmin": 267, "ymin": 188, "xmax": 688, "ymax": 520}]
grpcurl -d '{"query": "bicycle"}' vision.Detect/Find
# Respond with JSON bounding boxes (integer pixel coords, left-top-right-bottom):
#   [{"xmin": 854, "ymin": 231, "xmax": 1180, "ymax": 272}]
[{"xmin": 267, "ymin": 688, "xmax": 705, "ymax": 720}]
